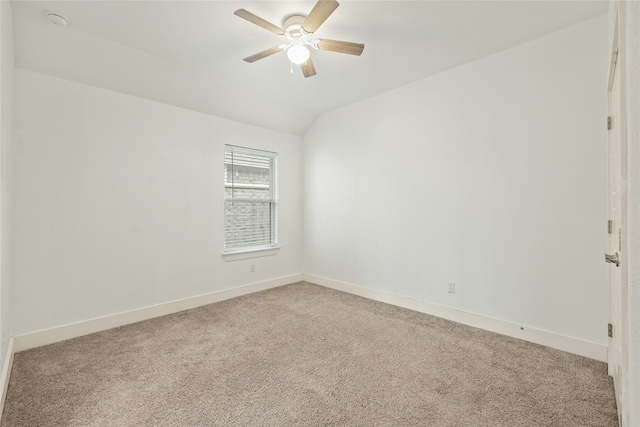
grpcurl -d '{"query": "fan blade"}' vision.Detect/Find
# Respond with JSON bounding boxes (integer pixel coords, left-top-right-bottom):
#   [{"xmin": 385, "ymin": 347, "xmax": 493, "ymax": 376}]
[
  {"xmin": 302, "ymin": 0, "xmax": 339, "ymax": 33},
  {"xmin": 316, "ymin": 38, "xmax": 364, "ymax": 56},
  {"xmin": 301, "ymin": 58, "xmax": 317, "ymax": 78},
  {"xmin": 234, "ymin": 9, "xmax": 285, "ymax": 35},
  {"xmin": 243, "ymin": 46, "xmax": 284, "ymax": 63}
]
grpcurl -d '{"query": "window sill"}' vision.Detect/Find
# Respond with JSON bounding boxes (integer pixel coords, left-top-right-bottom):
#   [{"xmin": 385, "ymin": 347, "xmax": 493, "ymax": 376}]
[{"xmin": 222, "ymin": 246, "xmax": 280, "ymax": 262}]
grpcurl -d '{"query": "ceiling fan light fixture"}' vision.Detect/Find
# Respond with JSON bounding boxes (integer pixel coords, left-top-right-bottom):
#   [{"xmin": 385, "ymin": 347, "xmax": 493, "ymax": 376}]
[
  {"xmin": 287, "ymin": 45, "xmax": 310, "ymax": 65},
  {"xmin": 235, "ymin": 0, "xmax": 364, "ymax": 77}
]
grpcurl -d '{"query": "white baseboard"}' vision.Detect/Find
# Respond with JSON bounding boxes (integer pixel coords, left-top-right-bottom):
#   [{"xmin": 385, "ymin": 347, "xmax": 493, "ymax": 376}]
[
  {"xmin": 304, "ymin": 274, "xmax": 608, "ymax": 362},
  {"xmin": 14, "ymin": 274, "xmax": 303, "ymax": 353},
  {"xmin": 0, "ymin": 337, "xmax": 15, "ymax": 417},
  {"xmin": 11, "ymin": 273, "xmax": 607, "ymax": 363}
]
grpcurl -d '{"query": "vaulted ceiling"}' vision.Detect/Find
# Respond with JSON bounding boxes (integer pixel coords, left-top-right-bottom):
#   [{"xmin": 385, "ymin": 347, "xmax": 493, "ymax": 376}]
[{"xmin": 11, "ymin": 1, "xmax": 607, "ymax": 135}]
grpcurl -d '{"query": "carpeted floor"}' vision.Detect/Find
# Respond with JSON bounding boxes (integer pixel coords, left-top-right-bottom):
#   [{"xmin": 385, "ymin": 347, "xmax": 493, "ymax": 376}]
[{"xmin": 1, "ymin": 282, "xmax": 618, "ymax": 426}]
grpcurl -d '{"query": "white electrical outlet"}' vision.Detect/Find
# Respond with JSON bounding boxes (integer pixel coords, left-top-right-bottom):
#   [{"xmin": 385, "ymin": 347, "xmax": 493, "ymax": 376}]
[
  {"xmin": 448, "ymin": 282, "xmax": 455, "ymax": 293},
  {"xmin": 250, "ymin": 264, "xmax": 255, "ymax": 272}
]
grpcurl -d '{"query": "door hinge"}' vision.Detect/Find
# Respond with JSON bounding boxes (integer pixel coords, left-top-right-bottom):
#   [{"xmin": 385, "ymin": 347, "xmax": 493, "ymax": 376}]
[
  {"xmin": 607, "ymin": 116, "xmax": 613, "ymax": 130},
  {"xmin": 608, "ymin": 220, "xmax": 613, "ymax": 234},
  {"xmin": 608, "ymin": 323, "xmax": 613, "ymax": 338}
]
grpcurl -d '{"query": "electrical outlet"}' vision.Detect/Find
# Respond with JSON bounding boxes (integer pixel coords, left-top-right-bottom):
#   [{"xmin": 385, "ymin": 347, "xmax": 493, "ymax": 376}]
[
  {"xmin": 448, "ymin": 282, "xmax": 455, "ymax": 293},
  {"xmin": 250, "ymin": 264, "xmax": 255, "ymax": 273}
]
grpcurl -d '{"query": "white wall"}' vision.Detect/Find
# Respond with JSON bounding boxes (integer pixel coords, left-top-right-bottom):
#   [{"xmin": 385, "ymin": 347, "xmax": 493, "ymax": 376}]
[
  {"xmin": 624, "ymin": 1, "xmax": 639, "ymax": 424},
  {"xmin": 12, "ymin": 70, "xmax": 302, "ymax": 336},
  {"xmin": 303, "ymin": 16, "xmax": 608, "ymax": 345},
  {"xmin": 0, "ymin": 0, "xmax": 15, "ymax": 365}
]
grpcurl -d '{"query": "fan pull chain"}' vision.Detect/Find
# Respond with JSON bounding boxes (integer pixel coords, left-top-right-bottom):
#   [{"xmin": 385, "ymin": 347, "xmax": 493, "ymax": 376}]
[{"xmin": 290, "ymin": 62, "xmax": 293, "ymax": 74}]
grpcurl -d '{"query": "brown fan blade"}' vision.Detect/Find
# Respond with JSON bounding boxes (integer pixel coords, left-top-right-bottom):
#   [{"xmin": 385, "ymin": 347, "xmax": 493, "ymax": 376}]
[
  {"xmin": 302, "ymin": 0, "xmax": 339, "ymax": 33},
  {"xmin": 234, "ymin": 9, "xmax": 285, "ymax": 35},
  {"xmin": 316, "ymin": 38, "xmax": 364, "ymax": 56},
  {"xmin": 243, "ymin": 46, "xmax": 284, "ymax": 63},
  {"xmin": 301, "ymin": 58, "xmax": 317, "ymax": 78}
]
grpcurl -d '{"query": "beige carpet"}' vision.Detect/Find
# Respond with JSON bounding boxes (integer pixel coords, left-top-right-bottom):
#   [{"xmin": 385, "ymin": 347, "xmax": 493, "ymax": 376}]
[{"xmin": 1, "ymin": 282, "xmax": 617, "ymax": 426}]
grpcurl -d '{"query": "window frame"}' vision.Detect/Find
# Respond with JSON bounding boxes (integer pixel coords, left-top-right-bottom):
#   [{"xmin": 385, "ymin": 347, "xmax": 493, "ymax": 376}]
[{"xmin": 222, "ymin": 145, "xmax": 279, "ymax": 259}]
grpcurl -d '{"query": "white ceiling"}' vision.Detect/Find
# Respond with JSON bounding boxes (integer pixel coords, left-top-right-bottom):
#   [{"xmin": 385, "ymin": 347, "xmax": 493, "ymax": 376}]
[{"xmin": 11, "ymin": 0, "xmax": 607, "ymax": 135}]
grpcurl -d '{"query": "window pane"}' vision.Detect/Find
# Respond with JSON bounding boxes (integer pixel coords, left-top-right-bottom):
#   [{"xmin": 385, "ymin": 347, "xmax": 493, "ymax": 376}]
[
  {"xmin": 224, "ymin": 201, "xmax": 274, "ymax": 248},
  {"xmin": 225, "ymin": 186, "xmax": 272, "ymax": 201},
  {"xmin": 225, "ymin": 164, "xmax": 271, "ymax": 187}
]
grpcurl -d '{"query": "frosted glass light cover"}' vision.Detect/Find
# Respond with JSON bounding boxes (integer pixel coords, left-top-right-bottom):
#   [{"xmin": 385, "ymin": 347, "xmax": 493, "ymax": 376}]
[{"xmin": 287, "ymin": 45, "xmax": 310, "ymax": 65}]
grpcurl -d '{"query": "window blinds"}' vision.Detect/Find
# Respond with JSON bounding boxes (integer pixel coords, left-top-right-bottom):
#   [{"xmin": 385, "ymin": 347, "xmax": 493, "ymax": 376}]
[{"xmin": 224, "ymin": 145, "xmax": 277, "ymax": 251}]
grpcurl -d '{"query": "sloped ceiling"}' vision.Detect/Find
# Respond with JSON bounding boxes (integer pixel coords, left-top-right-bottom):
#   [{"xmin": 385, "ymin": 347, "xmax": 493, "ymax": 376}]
[{"xmin": 11, "ymin": 0, "xmax": 607, "ymax": 135}]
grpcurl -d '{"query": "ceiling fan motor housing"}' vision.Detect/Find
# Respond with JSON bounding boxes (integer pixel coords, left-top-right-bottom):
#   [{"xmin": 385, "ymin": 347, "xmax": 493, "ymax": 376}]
[{"xmin": 282, "ymin": 14, "xmax": 307, "ymax": 34}]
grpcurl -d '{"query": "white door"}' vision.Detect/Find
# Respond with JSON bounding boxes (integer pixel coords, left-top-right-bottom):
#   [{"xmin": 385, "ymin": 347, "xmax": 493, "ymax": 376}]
[{"xmin": 607, "ymin": 12, "xmax": 627, "ymax": 426}]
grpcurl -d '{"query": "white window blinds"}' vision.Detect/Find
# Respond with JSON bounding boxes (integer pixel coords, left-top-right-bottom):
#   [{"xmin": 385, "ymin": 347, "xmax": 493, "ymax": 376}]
[{"xmin": 224, "ymin": 145, "xmax": 277, "ymax": 251}]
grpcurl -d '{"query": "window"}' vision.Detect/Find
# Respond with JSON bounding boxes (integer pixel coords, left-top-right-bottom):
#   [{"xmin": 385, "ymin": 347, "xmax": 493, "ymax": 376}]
[{"xmin": 224, "ymin": 145, "xmax": 277, "ymax": 253}]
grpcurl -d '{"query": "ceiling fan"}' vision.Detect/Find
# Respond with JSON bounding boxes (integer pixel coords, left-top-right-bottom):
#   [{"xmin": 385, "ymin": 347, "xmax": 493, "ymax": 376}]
[{"xmin": 234, "ymin": 0, "xmax": 365, "ymax": 78}]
